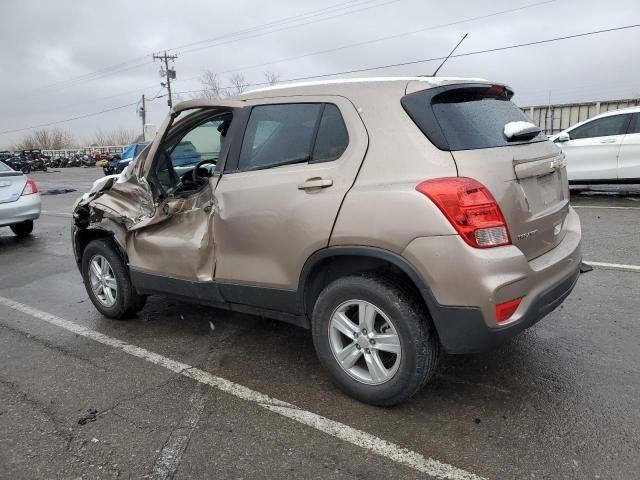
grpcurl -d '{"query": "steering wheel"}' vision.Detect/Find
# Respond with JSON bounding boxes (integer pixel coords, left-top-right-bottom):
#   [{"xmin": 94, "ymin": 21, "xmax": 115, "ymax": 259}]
[{"xmin": 191, "ymin": 158, "xmax": 217, "ymax": 184}]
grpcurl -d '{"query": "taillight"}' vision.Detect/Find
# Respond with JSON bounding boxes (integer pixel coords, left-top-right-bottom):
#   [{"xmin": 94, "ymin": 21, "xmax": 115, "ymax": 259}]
[
  {"xmin": 495, "ymin": 297, "xmax": 523, "ymax": 323},
  {"xmin": 416, "ymin": 177, "xmax": 511, "ymax": 248},
  {"xmin": 21, "ymin": 178, "xmax": 38, "ymax": 196}
]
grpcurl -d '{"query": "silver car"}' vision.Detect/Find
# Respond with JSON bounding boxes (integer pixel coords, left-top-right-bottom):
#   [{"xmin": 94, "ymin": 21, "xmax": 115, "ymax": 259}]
[{"xmin": 0, "ymin": 160, "xmax": 41, "ymax": 237}]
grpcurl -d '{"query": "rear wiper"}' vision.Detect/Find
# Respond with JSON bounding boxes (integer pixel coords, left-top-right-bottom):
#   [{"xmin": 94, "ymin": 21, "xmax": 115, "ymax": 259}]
[{"xmin": 504, "ymin": 121, "xmax": 541, "ymax": 141}]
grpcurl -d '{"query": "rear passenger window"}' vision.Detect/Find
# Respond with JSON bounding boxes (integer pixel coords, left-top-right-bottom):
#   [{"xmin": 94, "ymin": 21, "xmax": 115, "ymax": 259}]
[
  {"xmin": 238, "ymin": 104, "xmax": 322, "ymax": 170},
  {"xmin": 237, "ymin": 103, "xmax": 349, "ymax": 171},
  {"xmin": 627, "ymin": 114, "xmax": 640, "ymax": 134},
  {"xmin": 312, "ymin": 104, "xmax": 349, "ymax": 162},
  {"xmin": 569, "ymin": 114, "xmax": 630, "ymax": 140}
]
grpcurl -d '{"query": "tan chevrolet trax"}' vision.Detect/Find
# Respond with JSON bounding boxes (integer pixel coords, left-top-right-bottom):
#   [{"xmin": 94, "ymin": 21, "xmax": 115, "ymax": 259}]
[{"xmin": 72, "ymin": 77, "xmax": 584, "ymax": 406}]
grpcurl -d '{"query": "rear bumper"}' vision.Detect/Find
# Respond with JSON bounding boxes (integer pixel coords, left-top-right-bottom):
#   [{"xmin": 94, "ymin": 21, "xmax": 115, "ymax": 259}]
[
  {"xmin": 0, "ymin": 194, "xmax": 41, "ymax": 227},
  {"xmin": 427, "ymin": 261, "xmax": 581, "ymax": 353},
  {"xmin": 402, "ymin": 207, "xmax": 582, "ymax": 354}
]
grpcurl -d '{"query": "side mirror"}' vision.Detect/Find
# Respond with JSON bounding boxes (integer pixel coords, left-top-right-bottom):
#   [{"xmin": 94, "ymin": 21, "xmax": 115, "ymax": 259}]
[{"xmin": 556, "ymin": 133, "xmax": 570, "ymax": 143}]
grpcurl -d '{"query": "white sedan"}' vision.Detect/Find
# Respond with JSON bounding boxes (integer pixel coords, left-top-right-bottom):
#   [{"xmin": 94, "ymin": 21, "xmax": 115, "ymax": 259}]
[
  {"xmin": 0, "ymin": 160, "xmax": 41, "ymax": 237},
  {"xmin": 551, "ymin": 106, "xmax": 640, "ymax": 183}
]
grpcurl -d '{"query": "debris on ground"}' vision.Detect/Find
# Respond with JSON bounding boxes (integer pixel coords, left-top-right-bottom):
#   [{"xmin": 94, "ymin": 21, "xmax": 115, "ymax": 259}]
[
  {"xmin": 209, "ymin": 321, "xmax": 215, "ymax": 331},
  {"xmin": 40, "ymin": 187, "xmax": 77, "ymax": 195},
  {"xmin": 78, "ymin": 408, "xmax": 98, "ymax": 425}
]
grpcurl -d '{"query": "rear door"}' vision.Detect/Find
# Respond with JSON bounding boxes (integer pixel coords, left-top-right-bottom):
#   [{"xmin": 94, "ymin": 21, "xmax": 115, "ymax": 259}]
[
  {"xmin": 560, "ymin": 113, "xmax": 631, "ymax": 181},
  {"xmin": 403, "ymin": 83, "xmax": 569, "ymax": 261},
  {"xmin": 616, "ymin": 113, "xmax": 640, "ymax": 180},
  {"xmin": 213, "ymin": 96, "xmax": 368, "ymax": 296}
]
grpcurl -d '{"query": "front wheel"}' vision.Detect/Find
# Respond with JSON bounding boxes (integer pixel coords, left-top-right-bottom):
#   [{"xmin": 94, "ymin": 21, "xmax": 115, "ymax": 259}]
[
  {"xmin": 81, "ymin": 239, "xmax": 146, "ymax": 319},
  {"xmin": 312, "ymin": 274, "xmax": 440, "ymax": 406}
]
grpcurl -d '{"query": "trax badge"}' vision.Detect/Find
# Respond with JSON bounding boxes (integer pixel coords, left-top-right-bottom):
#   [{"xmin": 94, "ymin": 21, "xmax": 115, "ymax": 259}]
[{"xmin": 517, "ymin": 229, "xmax": 538, "ymax": 240}]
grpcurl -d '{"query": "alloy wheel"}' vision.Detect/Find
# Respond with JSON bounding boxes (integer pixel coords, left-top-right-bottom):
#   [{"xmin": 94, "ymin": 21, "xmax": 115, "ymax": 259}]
[
  {"xmin": 89, "ymin": 254, "xmax": 118, "ymax": 307},
  {"xmin": 328, "ymin": 300, "xmax": 402, "ymax": 385}
]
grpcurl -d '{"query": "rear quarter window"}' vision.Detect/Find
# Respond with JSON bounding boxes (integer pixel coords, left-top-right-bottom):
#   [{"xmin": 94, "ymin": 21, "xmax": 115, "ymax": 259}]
[
  {"xmin": 0, "ymin": 161, "xmax": 11, "ymax": 172},
  {"xmin": 402, "ymin": 85, "xmax": 546, "ymax": 151}
]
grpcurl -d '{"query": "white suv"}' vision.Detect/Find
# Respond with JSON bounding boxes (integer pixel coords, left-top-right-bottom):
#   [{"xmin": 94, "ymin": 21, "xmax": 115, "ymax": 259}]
[{"xmin": 552, "ymin": 106, "xmax": 640, "ymax": 183}]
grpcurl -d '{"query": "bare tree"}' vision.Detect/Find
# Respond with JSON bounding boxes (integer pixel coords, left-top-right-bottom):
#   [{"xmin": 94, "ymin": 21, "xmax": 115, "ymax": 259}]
[
  {"xmin": 228, "ymin": 73, "xmax": 249, "ymax": 96},
  {"xmin": 199, "ymin": 70, "xmax": 226, "ymax": 99},
  {"xmin": 264, "ymin": 71, "xmax": 280, "ymax": 86},
  {"xmin": 12, "ymin": 128, "xmax": 76, "ymax": 150},
  {"xmin": 89, "ymin": 127, "xmax": 137, "ymax": 146}
]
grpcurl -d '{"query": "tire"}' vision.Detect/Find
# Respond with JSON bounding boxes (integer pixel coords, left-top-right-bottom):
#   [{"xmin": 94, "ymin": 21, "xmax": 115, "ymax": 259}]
[
  {"xmin": 10, "ymin": 220, "xmax": 33, "ymax": 237},
  {"xmin": 312, "ymin": 274, "xmax": 440, "ymax": 406},
  {"xmin": 81, "ymin": 239, "xmax": 147, "ymax": 319}
]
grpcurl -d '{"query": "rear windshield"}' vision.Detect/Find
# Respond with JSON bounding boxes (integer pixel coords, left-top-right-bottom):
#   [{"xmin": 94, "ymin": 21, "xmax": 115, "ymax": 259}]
[{"xmin": 402, "ymin": 85, "xmax": 546, "ymax": 151}]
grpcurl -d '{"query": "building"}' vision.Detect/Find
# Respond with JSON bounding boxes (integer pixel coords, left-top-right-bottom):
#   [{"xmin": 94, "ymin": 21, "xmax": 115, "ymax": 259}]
[{"xmin": 522, "ymin": 98, "xmax": 640, "ymax": 135}]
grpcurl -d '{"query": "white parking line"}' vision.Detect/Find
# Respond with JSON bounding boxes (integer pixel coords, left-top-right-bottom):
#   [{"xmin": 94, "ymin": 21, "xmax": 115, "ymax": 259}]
[
  {"xmin": 150, "ymin": 388, "xmax": 207, "ymax": 480},
  {"xmin": 573, "ymin": 205, "xmax": 640, "ymax": 210},
  {"xmin": 584, "ymin": 261, "xmax": 640, "ymax": 272},
  {"xmin": 0, "ymin": 296, "xmax": 485, "ymax": 480},
  {"xmin": 41, "ymin": 211, "xmax": 72, "ymax": 218}
]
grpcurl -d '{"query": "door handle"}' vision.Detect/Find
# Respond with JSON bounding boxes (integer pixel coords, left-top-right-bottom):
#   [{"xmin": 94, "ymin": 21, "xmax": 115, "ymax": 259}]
[
  {"xmin": 600, "ymin": 138, "xmax": 617, "ymax": 144},
  {"xmin": 298, "ymin": 178, "xmax": 333, "ymax": 190}
]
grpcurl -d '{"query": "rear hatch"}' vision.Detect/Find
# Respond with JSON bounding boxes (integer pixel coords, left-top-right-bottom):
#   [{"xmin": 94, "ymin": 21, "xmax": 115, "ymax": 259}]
[
  {"xmin": 402, "ymin": 82, "xmax": 569, "ymax": 260},
  {"xmin": 0, "ymin": 163, "xmax": 26, "ymax": 204}
]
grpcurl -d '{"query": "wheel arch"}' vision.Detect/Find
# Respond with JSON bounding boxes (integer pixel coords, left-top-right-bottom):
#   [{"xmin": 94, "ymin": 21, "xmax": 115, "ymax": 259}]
[
  {"xmin": 298, "ymin": 246, "xmax": 439, "ymax": 325},
  {"xmin": 73, "ymin": 225, "xmax": 127, "ymax": 268}
]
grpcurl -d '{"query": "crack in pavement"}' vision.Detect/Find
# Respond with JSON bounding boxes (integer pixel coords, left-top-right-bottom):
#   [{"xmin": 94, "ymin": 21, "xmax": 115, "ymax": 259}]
[{"xmin": 0, "ymin": 321, "xmax": 107, "ymax": 371}]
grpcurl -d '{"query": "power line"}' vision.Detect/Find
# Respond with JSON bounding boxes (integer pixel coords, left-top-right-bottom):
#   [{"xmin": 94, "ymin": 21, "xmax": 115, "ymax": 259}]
[
  {"xmin": 29, "ymin": 0, "xmax": 394, "ymax": 94},
  {"xmin": 236, "ymin": 23, "xmax": 640, "ymax": 86},
  {"xmin": 203, "ymin": 0, "xmax": 556, "ymax": 78},
  {"xmin": 0, "ymin": 103, "xmax": 138, "ymax": 135},
  {"xmin": 167, "ymin": 0, "xmax": 379, "ymax": 52},
  {"xmin": 177, "ymin": 0, "xmax": 400, "ymax": 56},
  {"xmin": 4, "ymin": 22, "xmax": 639, "ymax": 136},
  {"xmin": 47, "ymin": 0, "xmax": 557, "ymax": 113}
]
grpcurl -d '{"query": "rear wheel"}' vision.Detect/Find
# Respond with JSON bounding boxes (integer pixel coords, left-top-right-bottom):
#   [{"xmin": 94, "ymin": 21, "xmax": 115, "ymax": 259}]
[
  {"xmin": 10, "ymin": 220, "xmax": 33, "ymax": 237},
  {"xmin": 81, "ymin": 239, "xmax": 146, "ymax": 319},
  {"xmin": 312, "ymin": 274, "xmax": 440, "ymax": 406}
]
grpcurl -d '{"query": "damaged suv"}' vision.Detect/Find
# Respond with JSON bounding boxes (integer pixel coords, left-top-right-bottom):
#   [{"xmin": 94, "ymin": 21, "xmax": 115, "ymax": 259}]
[{"xmin": 72, "ymin": 77, "xmax": 583, "ymax": 406}]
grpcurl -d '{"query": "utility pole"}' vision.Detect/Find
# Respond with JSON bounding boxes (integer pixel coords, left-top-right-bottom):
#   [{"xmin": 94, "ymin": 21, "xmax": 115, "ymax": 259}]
[
  {"xmin": 153, "ymin": 51, "xmax": 178, "ymax": 109},
  {"xmin": 138, "ymin": 94, "xmax": 146, "ymax": 137}
]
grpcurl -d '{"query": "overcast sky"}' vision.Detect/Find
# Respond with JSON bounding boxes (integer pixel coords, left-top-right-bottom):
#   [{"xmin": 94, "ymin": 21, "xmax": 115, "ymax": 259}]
[{"xmin": 1, "ymin": 0, "xmax": 639, "ymax": 148}]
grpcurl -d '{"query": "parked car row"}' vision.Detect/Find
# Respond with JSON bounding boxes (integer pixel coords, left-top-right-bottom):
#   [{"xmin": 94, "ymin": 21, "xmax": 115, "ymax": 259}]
[
  {"xmin": 0, "ymin": 160, "xmax": 41, "ymax": 237},
  {"xmin": 551, "ymin": 106, "xmax": 640, "ymax": 183}
]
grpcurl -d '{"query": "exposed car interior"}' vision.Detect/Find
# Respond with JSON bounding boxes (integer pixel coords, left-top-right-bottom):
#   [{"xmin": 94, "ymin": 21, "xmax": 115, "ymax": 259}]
[{"xmin": 154, "ymin": 110, "xmax": 233, "ymax": 196}]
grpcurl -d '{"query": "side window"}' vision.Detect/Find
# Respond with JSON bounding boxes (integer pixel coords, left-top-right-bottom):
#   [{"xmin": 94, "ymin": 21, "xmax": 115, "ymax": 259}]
[
  {"xmin": 627, "ymin": 114, "xmax": 640, "ymax": 134},
  {"xmin": 155, "ymin": 115, "xmax": 232, "ymax": 194},
  {"xmin": 569, "ymin": 114, "xmax": 630, "ymax": 140},
  {"xmin": 238, "ymin": 104, "xmax": 322, "ymax": 170},
  {"xmin": 312, "ymin": 104, "xmax": 349, "ymax": 162},
  {"xmin": 170, "ymin": 119, "xmax": 226, "ymax": 167}
]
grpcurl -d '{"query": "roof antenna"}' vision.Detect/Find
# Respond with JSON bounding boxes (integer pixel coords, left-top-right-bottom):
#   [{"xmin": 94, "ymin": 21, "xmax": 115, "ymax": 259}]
[{"xmin": 431, "ymin": 33, "xmax": 468, "ymax": 77}]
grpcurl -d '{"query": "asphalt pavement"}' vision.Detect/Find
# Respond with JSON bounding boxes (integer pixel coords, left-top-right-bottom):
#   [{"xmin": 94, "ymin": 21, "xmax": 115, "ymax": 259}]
[{"xmin": 0, "ymin": 167, "xmax": 638, "ymax": 479}]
